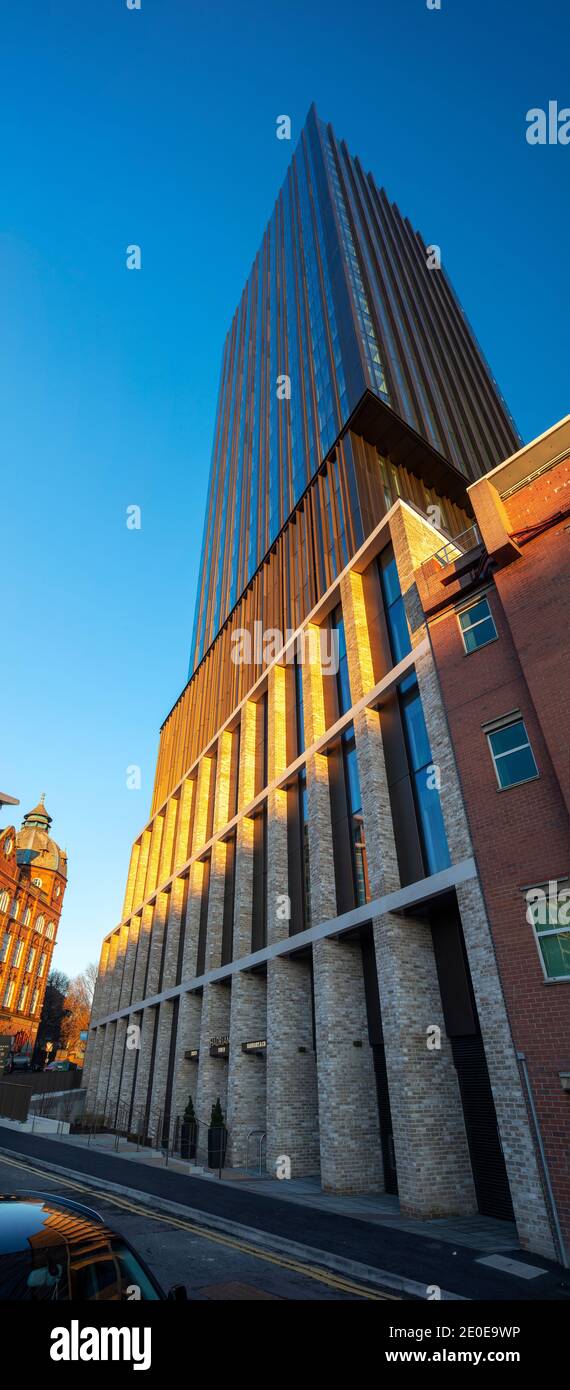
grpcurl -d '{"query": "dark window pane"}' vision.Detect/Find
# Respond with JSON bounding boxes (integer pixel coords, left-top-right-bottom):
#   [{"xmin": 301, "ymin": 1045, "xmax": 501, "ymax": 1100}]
[
  {"xmin": 495, "ymin": 745, "xmax": 538, "ymax": 788},
  {"xmin": 489, "ymin": 720, "xmax": 528, "ymax": 757}
]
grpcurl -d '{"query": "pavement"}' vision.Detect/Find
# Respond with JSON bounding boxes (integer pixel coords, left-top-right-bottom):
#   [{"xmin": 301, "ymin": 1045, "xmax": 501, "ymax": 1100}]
[{"xmin": 0, "ymin": 1123, "xmax": 568, "ymax": 1302}]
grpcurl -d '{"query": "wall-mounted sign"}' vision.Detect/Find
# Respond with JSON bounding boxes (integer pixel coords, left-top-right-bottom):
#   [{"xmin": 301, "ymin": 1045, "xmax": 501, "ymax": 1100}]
[
  {"xmin": 209, "ymin": 1035, "xmax": 229, "ymax": 1047},
  {"xmin": 209, "ymin": 1043, "xmax": 229, "ymax": 1058},
  {"xmin": 241, "ymin": 1039, "xmax": 267, "ymax": 1054},
  {"xmin": 185, "ymin": 1048, "xmax": 199, "ymax": 1061}
]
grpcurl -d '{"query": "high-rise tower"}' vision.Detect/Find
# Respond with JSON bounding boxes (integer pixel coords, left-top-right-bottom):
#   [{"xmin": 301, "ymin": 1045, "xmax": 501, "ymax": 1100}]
[
  {"xmin": 85, "ymin": 110, "xmax": 557, "ymax": 1261},
  {"xmin": 190, "ymin": 104, "xmax": 519, "ymax": 672}
]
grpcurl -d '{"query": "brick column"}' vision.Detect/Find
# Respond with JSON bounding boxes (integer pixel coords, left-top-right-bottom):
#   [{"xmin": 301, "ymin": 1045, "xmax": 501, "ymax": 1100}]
[
  {"xmin": 122, "ymin": 843, "xmax": 141, "ymax": 920},
  {"xmin": 226, "ymin": 971, "xmax": 267, "ymax": 1167},
  {"xmin": 131, "ymin": 1007, "xmax": 157, "ymax": 1136},
  {"xmin": 148, "ymin": 999, "xmax": 175, "ymax": 1139},
  {"xmin": 90, "ymin": 939, "xmax": 110, "ymax": 1021},
  {"xmin": 84, "ymin": 1026, "xmax": 105, "ymax": 1111},
  {"xmin": 145, "ymin": 891, "xmax": 169, "ymax": 999},
  {"xmin": 373, "ymin": 909, "xmax": 477, "ymax": 1217},
  {"xmin": 196, "ymin": 982, "xmax": 231, "ymax": 1164},
  {"xmin": 118, "ymin": 916, "xmax": 139, "ymax": 1009},
  {"xmin": 158, "ymin": 797, "xmax": 178, "ymax": 885},
  {"xmin": 106, "ymin": 1017, "xmax": 128, "ymax": 1123},
  {"xmin": 171, "ymin": 991, "xmax": 202, "ymax": 1123},
  {"xmin": 132, "ymin": 829, "xmax": 151, "ymax": 908},
  {"xmin": 117, "ymin": 1010, "xmax": 142, "ymax": 1127},
  {"xmin": 456, "ymin": 877, "xmax": 556, "ymax": 1258},
  {"xmin": 173, "ymin": 778, "xmax": 195, "ymax": 872},
  {"xmin": 303, "ymin": 619, "xmax": 383, "ymax": 1191},
  {"xmin": 130, "ymin": 905, "xmax": 153, "ymax": 1006},
  {"xmin": 161, "ymin": 875, "xmax": 185, "ymax": 994},
  {"xmin": 108, "ymin": 922, "xmax": 130, "ymax": 1015},
  {"xmin": 143, "ymin": 814, "xmax": 165, "ymax": 901},
  {"xmin": 266, "ymin": 954, "xmax": 320, "ymax": 1178},
  {"xmin": 97, "ymin": 930, "xmax": 120, "ymax": 1020},
  {"xmin": 94, "ymin": 1021, "xmax": 117, "ymax": 1117}
]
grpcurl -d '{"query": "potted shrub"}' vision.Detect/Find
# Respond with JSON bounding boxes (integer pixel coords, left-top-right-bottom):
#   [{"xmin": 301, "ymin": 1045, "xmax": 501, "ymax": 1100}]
[
  {"xmin": 180, "ymin": 1095, "xmax": 197, "ymax": 1161},
  {"xmin": 207, "ymin": 1096, "xmax": 227, "ymax": 1169}
]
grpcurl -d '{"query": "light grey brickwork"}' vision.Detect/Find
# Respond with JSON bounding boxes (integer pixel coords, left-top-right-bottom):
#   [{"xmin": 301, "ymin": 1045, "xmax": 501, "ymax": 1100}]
[{"xmin": 83, "ymin": 500, "xmax": 557, "ymax": 1258}]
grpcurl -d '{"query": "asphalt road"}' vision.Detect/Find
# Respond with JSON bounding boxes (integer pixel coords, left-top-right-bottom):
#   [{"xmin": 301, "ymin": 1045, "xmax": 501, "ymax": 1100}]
[{"xmin": 0, "ymin": 1149, "xmax": 384, "ymax": 1301}]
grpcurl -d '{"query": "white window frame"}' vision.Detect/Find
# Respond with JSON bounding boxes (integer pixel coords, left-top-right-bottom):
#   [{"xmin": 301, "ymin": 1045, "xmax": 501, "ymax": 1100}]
[
  {"xmin": 0, "ymin": 890, "xmax": 9, "ymax": 913},
  {"xmin": 38, "ymin": 951, "xmax": 47, "ymax": 978},
  {"xmin": 525, "ymin": 879, "xmax": 570, "ymax": 983},
  {"xmin": 31, "ymin": 988, "xmax": 40, "ymax": 1014},
  {"xmin": 25, "ymin": 947, "xmax": 36, "ymax": 973},
  {"xmin": 3, "ymin": 980, "xmax": 15, "ymax": 1009},
  {"xmin": 36, "ymin": 915, "xmax": 45, "ymax": 934},
  {"xmin": 0, "ymin": 933, "xmax": 10, "ymax": 964},
  {"xmin": 17, "ymin": 984, "xmax": 28, "ymax": 1013},
  {"xmin": 457, "ymin": 594, "xmax": 498, "ymax": 654},
  {"xmin": 13, "ymin": 940, "xmax": 23, "ymax": 968},
  {"xmin": 484, "ymin": 712, "xmax": 539, "ymax": 790},
  {"xmin": 46, "ymin": 922, "xmax": 54, "ymax": 940}
]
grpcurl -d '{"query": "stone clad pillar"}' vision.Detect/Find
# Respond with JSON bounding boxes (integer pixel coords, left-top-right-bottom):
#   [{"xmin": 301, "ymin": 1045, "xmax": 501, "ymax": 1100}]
[
  {"xmin": 94, "ymin": 1021, "xmax": 116, "ymax": 1117},
  {"xmin": 106, "ymin": 1017, "xmax": 128, "ymax": 1123},
  {"xmin": 117, "ymin": 1009, "xmax": 142, "ymax": 1127},
  {"xmin": 374, "ymin": 908, "xmax": 477, "ymax": 1217},
  {"xmin": 226, "ymin": 701, "xmax": 264, "ymax": 1168},
  {"xmin": 84, "ymin": 1026, "xmax": 105, "ymax": 1112},
  {"xmin": 131, "ymin": 1007, "xmax": 157, "ymax": 1136},
  {"xmin": 266, "ymin": 661, "xmax": 320, "ymax": 1178},
  {"xmin": 303, "ymin": 620, "xmax": 383, "ymax": 1192}
]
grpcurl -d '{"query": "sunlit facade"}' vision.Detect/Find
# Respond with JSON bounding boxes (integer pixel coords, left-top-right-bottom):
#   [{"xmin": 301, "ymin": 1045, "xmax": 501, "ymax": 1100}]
[{"xmin": 190, "ymin": 104, "xmax": 520, "ymax": 671}]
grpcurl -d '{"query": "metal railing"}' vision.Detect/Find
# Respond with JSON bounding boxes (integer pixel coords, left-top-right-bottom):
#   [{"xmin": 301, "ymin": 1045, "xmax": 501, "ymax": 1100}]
[
  {"xmin": 431, "ymin": 522, "xmax": 481, "ymax": 568},
  {"xmin": 246, "ymin": 1128, "xmax": 266, "ymax": 1176}
]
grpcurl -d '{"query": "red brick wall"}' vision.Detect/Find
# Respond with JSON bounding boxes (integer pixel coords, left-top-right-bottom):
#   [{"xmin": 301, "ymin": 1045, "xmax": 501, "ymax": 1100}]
[{"xmin": 427, "ymin": 524, "xmax": 570, "ymax": 1245}]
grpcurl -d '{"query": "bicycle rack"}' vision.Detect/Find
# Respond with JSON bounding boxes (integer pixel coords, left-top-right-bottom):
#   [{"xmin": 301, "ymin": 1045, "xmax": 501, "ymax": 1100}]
[{"xmin": 246, "ymin": 1128, "xmax": 266, "ymax": 1176}]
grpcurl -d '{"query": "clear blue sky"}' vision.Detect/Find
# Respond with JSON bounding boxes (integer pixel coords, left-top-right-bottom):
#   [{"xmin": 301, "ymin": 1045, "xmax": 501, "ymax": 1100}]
[{"xmin": 1, "ymin": 0, "xmax": 567, "ymax": 980}]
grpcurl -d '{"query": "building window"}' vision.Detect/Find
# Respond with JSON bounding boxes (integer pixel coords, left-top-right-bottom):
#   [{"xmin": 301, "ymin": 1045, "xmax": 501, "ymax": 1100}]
[
  {"xmin": 55, "ymin": 885, "xmax": 61, "ymax": 898},
  {"xmin": 3, "ymin": 980, "xmax": 15, "ymax": 1009},
  {"xmin": 399, "ymin": 675, "xmax": 451, "ymax": 875},
  {"xmin": 379, "ymin": 547, "xmax": 412, "ymax": 665},
  {"xmin": 4, "ymin": 838, "xmax": 12, "ymax": 855},
  {"xmin": 342, "ymin": 732, "xmax": 369, "ymax": 906},
  {"xmin": 17, "ymin": 984, "xmax": 28, "ymax": 1013},
  {"xmin": 294, "ymin": 656, "xmax": 305, "ymax": 754},
  {"xmin": 10, "ymin": 899, "xmax": 19, "ymax": 920},
  {"xmin": 458, "ymin": 597, "xmax": 498, "ymax": 653},
  {"xmin": 31, "ymin": 988, "xmax": 40, "ymax": 1014},
  {"xmin": 37, "ymin": 951, "xmax": 47, "ymax": 978},
  {"xmin": 526, "ymin": 881, "xmax": 570, "ymax": 981},
  {"xmin": 26, "ymin": 947, "xmax": 36, "ymax": 973},
  {"xmin": 13, "ymin": 940, "xmax": 23, "ymax": 968},
  {"xmin": 330, "ymin": 605, "xmax": 352, "ymax": 715},
  {"xmin": 32, "ymin": 877, "xmax": 42, "ymax": 888},
  {"xmin": 46, "ymin": 922, "xmax": 55, "ymax": 940},
  {"xmin": 23, "ymin": 908, "xmax": 32, "ymax": 927},
  {"xmin": 486, "ymin": 715, "xmax": 539, "ymax": 790},
  {"xmin": 299, "ymin": 769, "xmax": 311, "ymax": 928},
  {"xmin": 0, "ymin": 891, "xmax": 9, "ymax": 913},
  {"xmin": 0, "ymin": 933, "xmax": 10, "ymax": 963},
  {"xmin": 251, "ymin": 805, "xmax": 267, "ymax": 952},
  {"xmin": 36, "ymin": 915, "xmax": 45, "ymax": 934}
]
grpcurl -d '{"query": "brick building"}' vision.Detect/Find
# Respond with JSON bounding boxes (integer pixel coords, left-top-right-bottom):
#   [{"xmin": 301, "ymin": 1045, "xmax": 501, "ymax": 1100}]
[
  {"xmin": 0, "ymin": 797, "xmax": 68, "ymax": 1059},
  {"xmin": 415, "ymin": 415, "xmax": 570, "ymax": 1261},
  {"xmin": 84, "ymin": 109, "xmax": 561, "ymax": 1261}
]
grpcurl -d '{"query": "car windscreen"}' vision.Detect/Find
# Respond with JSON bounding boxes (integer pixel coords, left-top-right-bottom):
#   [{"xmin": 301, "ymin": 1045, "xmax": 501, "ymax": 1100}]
[{"xmin": 0, "ymin": 1238, "xmax": 161, "ymax": 1300}]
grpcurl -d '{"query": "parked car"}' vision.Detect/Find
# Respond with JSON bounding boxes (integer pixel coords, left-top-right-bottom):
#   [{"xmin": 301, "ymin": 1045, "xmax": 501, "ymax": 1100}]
[
  {"xmin": 4, "ymin": 1056, "xmax": 31, "ymax": 1073},
  {"xmin": 0, "ymin": 1194, "xmax": 188, "ymax": 1300},
  {"xmin": 43, "ymin": 1060, "xmax": 78, "ymax": 1072}
]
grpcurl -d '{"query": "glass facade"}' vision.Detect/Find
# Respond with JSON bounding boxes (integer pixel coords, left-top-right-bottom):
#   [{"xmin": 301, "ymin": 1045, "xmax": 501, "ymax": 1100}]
[
  {"xmin": 380, "ymin": 546, "xmax": 450, "ymax": 877},
  {"xmin": 189, "ymin": 105, "xmax": 521, "ymax": 673}
]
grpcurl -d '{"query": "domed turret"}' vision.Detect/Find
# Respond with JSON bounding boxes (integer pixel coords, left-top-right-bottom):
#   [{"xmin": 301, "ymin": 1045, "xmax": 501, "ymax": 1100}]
[{"xmin": 16, "ymin": 794, "xmax": 67, "ymax": 878}]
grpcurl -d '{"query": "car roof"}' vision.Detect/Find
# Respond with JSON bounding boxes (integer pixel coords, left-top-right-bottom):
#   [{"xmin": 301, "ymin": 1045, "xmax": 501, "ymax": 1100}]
[{"xmin": 0, "ymin": 1192, "xmax": 109, "ymax": 1252}]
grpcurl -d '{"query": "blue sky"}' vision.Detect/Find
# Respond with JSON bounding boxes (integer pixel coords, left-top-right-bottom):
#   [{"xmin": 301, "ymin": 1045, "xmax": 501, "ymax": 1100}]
[{"xmin": 1, "ymin": 0, "xmax": 568, "ymax": 979}]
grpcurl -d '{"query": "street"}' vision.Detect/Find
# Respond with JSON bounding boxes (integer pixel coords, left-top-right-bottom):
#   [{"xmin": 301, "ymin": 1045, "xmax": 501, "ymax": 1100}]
[{"xmin": 0, "ymin": 1150, "xmax": 387, "ymax": 1301}]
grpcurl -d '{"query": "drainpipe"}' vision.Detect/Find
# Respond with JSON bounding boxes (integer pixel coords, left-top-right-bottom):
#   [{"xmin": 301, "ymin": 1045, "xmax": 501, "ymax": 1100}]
[{"xmin": 517, "ymin": 1051, "xmax": 568, "ymax": 1268}]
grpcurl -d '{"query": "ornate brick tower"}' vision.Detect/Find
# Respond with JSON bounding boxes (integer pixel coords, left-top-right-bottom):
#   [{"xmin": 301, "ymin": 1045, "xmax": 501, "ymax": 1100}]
[{"xmin": 0, "ymin": 796, "xmax": 68, "ymax": 1058}]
